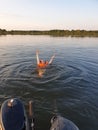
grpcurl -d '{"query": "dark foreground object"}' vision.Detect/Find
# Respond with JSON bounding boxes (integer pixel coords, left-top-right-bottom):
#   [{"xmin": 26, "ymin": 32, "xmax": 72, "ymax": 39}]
[
  {"xmin": 50, "ymin": 115, "xmax": 79, "ymax": 130},
  {"xmin": 0, "ymin": 98, "xmax": 79, "ymax": 130}
]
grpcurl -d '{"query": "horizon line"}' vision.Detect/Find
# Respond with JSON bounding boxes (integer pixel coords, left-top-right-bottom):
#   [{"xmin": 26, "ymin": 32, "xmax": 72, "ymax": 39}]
[{"xmin": 1, "ymin": 28, "xmax": 98, "ymax": 31}]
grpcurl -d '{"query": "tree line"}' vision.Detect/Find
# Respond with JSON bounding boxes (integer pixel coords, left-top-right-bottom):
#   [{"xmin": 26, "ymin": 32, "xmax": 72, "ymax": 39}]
[{"xmin": 0, "ymin": 28, "xmax": 98, "ymax": 37}]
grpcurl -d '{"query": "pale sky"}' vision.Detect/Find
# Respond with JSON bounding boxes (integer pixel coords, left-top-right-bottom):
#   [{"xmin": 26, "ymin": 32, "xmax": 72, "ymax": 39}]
[{"xmin": 0, "ymin": 0, "xmax": 98, "ymax": 30}]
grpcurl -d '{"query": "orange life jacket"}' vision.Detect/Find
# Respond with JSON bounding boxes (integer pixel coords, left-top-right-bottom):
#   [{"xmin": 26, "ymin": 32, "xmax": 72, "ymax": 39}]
[{"xmin": 38, "ymin": 61, "xmax": 48, "ymax": 68}]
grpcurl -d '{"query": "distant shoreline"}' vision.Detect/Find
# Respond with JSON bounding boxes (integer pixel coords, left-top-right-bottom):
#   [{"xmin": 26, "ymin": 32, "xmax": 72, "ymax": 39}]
[{"xmin": 0, "ymin": 28, "xmax": 98, "ymax": 37}]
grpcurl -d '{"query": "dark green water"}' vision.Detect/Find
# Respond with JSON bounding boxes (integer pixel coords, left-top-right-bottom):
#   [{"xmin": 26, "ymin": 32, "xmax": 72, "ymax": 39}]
[{"xmin": 0, "ymin": 35, "xmax": 98, "ymax": 130}]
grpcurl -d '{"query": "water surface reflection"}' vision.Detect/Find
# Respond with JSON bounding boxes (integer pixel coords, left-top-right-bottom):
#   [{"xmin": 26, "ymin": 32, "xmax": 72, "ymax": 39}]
[{"xmin": 0, "ymin": 35, "xmax": 98, "ymax": 130}]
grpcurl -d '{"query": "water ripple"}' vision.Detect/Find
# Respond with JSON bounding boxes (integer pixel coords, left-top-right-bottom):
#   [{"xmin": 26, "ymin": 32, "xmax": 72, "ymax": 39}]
[{"xmin": 0, "ymin": 61, "xmax": 64, "ymax": 87}]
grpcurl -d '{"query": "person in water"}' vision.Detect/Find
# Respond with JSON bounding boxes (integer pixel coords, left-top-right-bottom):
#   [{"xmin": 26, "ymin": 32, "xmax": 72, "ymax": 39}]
[
  {"xmin": 36, "ymin": 51, "xmax": 55, "ymax": 77},
  {"xmin": 36, "ymin": 51, "xmax": 55, "ymax": 68}
]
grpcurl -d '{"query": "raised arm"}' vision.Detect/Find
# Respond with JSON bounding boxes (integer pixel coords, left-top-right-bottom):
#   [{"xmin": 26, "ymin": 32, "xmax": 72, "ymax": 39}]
[
  {"xmin": 36, "ymin": 51, "xmax": 40, "ymax": 65},
  {"xmin": 48, "ymin": 54, "xmax": 55, "ymax": 65}
]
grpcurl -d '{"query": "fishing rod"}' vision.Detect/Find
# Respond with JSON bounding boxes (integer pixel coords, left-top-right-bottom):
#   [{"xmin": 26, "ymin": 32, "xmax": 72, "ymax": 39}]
[{"xmin": 29, "ymin": 100, "xmax": 34, "ymax": 130}]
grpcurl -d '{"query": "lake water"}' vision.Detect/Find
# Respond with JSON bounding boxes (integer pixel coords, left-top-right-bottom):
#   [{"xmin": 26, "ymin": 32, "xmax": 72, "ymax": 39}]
[{"xmin": 0, "ymin": 35, "xmax": 98, "ymax": 130}]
